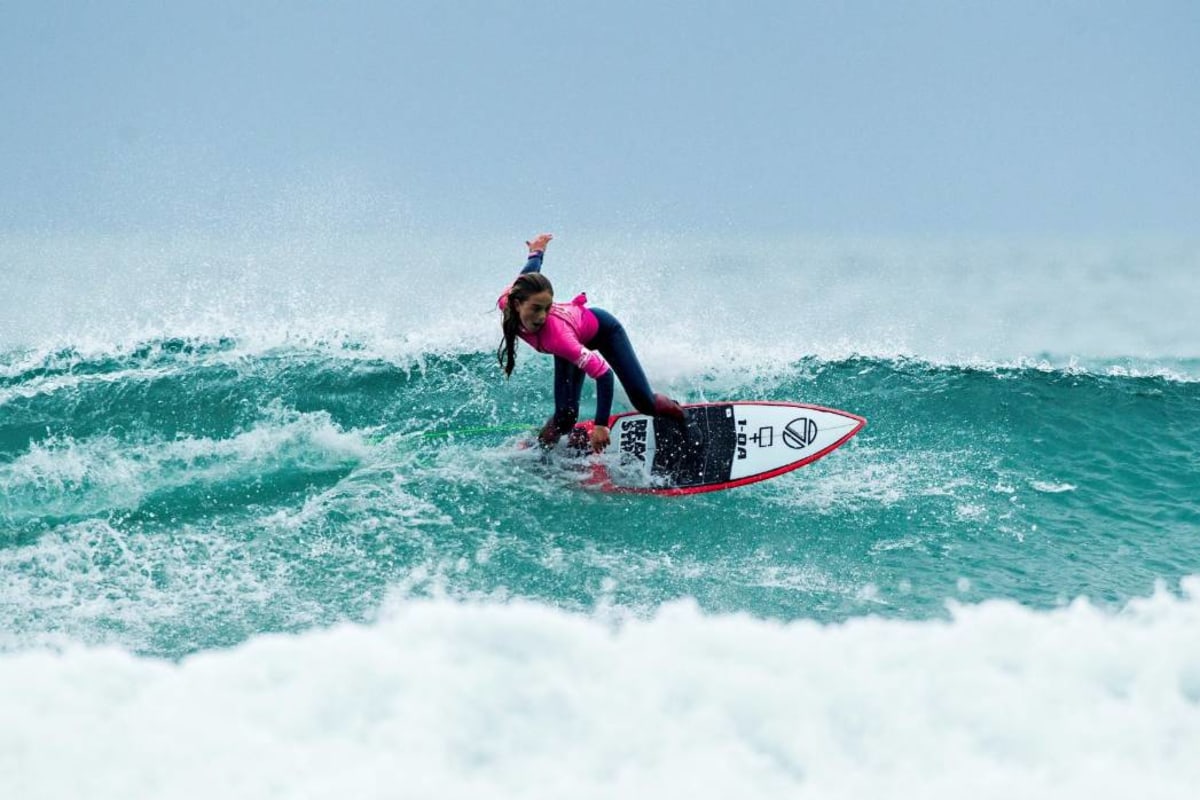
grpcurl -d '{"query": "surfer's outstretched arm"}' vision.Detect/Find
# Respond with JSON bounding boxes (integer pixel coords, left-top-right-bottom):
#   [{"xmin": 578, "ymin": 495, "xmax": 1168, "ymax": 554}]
[
  {"xmin": 520, "ymin": 233, "xmax": 554, "ymax": 274},
  {"xmin": 520, "ymin": 251, "xmax": 543, "ymax": 275}
]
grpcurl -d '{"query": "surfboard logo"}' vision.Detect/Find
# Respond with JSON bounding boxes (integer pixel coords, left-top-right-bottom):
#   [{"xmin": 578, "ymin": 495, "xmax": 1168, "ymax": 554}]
[
  {"xmin": 619, "ymin": 418, "xmax": 649, "ymax": 461},
  {"xmin": 782, "ymin": 417, "xmax": 817, "ymax": 449}
]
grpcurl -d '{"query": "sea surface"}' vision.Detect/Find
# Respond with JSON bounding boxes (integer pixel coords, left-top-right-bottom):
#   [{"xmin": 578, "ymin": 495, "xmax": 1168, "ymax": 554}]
[{"xmin": 2, "ymin": 233, "xmax": 1199, "ymax": 798}]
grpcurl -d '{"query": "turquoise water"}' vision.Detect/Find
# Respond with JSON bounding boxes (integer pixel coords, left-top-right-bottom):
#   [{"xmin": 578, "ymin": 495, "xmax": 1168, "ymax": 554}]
[
  {"xmin": 2, "ymin": 234, "xmax": 1199, "ymax": 796},
  {"xmin": 3, "ymin": 344, "xmax": 1199, "ymax": 657}
]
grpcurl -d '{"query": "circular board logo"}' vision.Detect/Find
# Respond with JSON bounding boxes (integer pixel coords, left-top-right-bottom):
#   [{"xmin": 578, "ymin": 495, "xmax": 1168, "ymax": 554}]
[{"xmin": 782, "ymin": 417, "xmax": 817, "ymax": 449}]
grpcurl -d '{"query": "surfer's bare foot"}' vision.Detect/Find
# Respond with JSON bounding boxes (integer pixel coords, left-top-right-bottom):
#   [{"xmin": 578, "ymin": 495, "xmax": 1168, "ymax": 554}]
[
  {"xmin": 526, "ymin": 233, "xmax": 553, "ymax": 253},
  {"xmin": 537, "ymin": 417, "xmax": 562, "ymax": 448},
  {"xmin": 652, "ymin": 393, "xmax": 685, "ymax": 423}
]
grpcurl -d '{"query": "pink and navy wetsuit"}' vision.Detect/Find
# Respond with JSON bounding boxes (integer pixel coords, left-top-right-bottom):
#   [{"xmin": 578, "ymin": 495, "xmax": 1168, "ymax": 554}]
[{"xmin": 499, "ymin": 249, "xmax": 661, "ymax": 433}]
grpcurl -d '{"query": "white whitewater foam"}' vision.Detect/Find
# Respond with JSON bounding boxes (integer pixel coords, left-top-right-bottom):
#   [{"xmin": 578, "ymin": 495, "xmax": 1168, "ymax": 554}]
[
  {"xmin": 3, "ymin": 232, "xmax": 1197, "ymax": 381},
  {"xmin": 2, "ymin": 580, "xmax": 1199, "ymax": 800},
  {"xmin": 1031, "ymin": 481, "xmax": 1077, "ymax": 494}
]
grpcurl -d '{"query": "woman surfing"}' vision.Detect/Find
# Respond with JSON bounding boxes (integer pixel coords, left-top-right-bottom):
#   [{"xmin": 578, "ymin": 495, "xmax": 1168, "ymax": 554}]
[{"xmin": 497, "ymin": 233, "xmax": 687, "ymax": 454}]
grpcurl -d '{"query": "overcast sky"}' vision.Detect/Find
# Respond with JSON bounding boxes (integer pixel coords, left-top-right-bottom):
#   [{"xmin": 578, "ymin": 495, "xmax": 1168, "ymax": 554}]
[{"xmin": 2, "ymin": 0, "xmax": 1197, "ymax": 237}]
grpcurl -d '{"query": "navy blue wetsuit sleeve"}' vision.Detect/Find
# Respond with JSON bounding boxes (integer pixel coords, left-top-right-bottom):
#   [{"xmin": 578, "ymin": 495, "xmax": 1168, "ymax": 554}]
[
  {"xmin": 594, "ymin": 371, "xmax": 614, "ymax": 426},
  {"xmin": 520, "ymin": 250, "xmax": 544, "ymax": 274}
]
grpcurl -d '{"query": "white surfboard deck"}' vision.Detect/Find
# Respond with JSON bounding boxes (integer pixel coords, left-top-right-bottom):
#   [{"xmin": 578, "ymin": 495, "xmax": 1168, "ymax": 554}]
[{"xmin": 573, "ymin": 401, "xmax": 865, "ymax": 495}]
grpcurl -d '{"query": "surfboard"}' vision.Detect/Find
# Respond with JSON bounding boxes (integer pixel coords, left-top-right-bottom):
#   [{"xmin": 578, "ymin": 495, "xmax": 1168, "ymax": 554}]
[{"xmin": 567, "ymin": 401, "xmax": 866, "ymax": 495}]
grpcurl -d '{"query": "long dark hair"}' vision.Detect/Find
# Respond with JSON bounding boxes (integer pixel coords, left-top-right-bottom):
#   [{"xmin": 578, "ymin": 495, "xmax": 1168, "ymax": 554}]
[{"xmin": 498, "ymin": 272, "xmax": 554, "ymax": 377}]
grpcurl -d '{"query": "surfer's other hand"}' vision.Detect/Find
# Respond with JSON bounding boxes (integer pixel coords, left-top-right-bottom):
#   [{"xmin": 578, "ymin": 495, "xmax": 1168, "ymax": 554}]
[
  {"xmin": 526, "ymin": 233, "xmax": 553, "ymax": 253},
  {"xmin": 590, "ymin": 425, "xmax": 610, "ymax": 453}
]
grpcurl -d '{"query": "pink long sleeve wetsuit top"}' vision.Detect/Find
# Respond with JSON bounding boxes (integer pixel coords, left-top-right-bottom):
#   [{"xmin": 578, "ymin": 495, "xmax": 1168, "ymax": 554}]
[{"xmin": 497, "ymin": 286, "xmax": 610, "ymax": 380}]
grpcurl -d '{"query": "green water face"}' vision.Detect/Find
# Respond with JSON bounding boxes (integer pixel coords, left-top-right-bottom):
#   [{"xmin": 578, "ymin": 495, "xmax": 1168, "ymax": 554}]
[{"xmin": 2, "ymin": 344, "xmax": 1199, "ymax": 658}]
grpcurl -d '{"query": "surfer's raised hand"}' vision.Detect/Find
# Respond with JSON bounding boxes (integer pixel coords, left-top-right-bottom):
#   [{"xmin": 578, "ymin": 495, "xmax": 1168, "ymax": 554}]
[
  {"xmin": 526, "ymin": 233, "xmax": 553, "ymax": 254},
  {"xmin": 590, "ymin": 425, "xmax": 610, "ymax": 454}
]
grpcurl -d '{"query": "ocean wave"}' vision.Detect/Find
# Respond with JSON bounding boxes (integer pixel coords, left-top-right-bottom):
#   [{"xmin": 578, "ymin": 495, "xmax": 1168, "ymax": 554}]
[
  {"xmin": 2, "ymin": 336, "xmax": 1197, "ymax": 661},
  {"xmin": 3, "ymin": 584, "xmax": 1200, "ymax": 799},
  {"xmin": 3, "ymin": 336, "xmax": 1199, "ymax": 396},
  {"xmin": 0, "ymin": 407, "xmax": 366, "ymax": 528}
]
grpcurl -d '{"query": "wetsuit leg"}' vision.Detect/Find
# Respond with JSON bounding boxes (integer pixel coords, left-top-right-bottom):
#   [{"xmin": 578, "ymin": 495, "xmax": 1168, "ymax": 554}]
[
  {"xmin": 586, "ymin": 308, "xmax": 688, "ymax": 429},
  {"xmin": 539, "ymin": 356, "xmax": 585, "ymax": 445},
  {"xmin": 587, "ymin": 309, "xmax": 655, "ymax": 414}
]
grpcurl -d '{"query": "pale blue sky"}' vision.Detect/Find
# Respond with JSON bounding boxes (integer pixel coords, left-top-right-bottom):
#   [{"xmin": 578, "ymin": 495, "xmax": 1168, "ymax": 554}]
[{"xmin": 2, "ymin": 0, "xmax": 1197, "ymax": 236}]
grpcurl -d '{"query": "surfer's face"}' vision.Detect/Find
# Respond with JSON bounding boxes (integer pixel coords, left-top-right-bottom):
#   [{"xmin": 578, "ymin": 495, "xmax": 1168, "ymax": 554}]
[{"xmin": 517, "ymin": 290, "xmax": 553, "ymax": 333}]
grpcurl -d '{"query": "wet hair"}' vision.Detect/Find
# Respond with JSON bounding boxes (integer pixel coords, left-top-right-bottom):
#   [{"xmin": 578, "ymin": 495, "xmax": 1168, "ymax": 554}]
[{"xmin": 498, "ymin": 272, "xmax": 553, "ymax": 377}]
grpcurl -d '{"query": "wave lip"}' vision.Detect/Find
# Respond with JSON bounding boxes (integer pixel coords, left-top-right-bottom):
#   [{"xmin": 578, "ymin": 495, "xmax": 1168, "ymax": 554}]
[{"xmin": 4, "ymin": 582, "xmax": 1200, "ymax": 799}]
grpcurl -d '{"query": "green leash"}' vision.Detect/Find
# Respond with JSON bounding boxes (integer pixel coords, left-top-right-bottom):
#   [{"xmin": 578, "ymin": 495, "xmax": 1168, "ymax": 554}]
[
  {"xmin": 365, "ymin": 423, "xmax": 537, "ymax": 445},
  {"xmin": 419, "ymin": 423, "xmax": 537, "ymax": 439}
]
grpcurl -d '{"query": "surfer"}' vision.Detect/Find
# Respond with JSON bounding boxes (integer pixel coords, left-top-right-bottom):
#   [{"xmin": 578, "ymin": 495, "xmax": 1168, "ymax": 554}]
[{"xmin": 497, "ymin": 233, "xmax": 687, "ymax": 453}]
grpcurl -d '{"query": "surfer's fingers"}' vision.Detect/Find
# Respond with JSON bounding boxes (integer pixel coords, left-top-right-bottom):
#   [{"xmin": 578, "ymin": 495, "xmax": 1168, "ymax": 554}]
[{"xmin": 526, "ymin": 232, "xmax": 554, "ymax": 251}]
